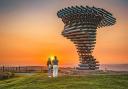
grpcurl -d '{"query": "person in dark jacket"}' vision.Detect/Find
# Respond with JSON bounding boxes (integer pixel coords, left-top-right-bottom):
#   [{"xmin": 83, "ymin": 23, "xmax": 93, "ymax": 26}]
[
  {"xmin": 47, "ymin": 58, "xmax": 52, "ymax": 77},
  {"xmin": 52, "ymin": 56, "xmax": 59, "ymax": 77}
]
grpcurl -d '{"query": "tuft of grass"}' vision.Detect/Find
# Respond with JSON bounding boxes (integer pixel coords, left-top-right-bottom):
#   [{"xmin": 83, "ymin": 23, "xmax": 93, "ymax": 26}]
[{"xmin": 0, "ymin": 73, "xmax": 128, "ymax": 89}]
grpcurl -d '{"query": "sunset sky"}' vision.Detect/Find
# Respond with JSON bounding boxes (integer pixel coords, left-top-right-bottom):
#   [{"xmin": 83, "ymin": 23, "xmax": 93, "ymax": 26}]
[{"xmin": 0, "ymin": 0, "xmax": 128, "ymax": 67}]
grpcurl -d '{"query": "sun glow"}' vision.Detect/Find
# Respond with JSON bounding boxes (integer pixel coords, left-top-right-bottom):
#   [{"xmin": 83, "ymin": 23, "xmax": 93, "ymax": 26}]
[{"xmin": 50, "ymin": 56, "xmax": 54, "ymax": 61}]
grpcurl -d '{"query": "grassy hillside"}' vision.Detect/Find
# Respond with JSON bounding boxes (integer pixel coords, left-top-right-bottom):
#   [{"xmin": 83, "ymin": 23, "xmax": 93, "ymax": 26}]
[{"xmin": 0, "ymin": 73, "xmax": 128, "ymax": 89}]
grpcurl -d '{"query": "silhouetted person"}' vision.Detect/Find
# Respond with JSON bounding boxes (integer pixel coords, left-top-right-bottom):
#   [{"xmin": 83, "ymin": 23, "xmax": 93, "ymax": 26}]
[
  {"xmin": 52, "ymin": 56, "xmax": 59, "ymax": 77},
  {"xmin": 47, "ymin": 58, "xmax": 52, "ymax": 77}
]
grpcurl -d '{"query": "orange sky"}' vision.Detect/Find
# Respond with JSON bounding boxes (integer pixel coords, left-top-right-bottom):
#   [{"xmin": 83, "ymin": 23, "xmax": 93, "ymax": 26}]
[{"xmin": 0, "ymin": 0, "xmax": 128, "ymax": 67}]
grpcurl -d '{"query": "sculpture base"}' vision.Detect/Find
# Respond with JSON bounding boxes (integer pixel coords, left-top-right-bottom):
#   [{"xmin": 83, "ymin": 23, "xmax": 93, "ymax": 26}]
[
  {"xmin": 76, "ymin": 63, "xmax": 100, "ymax": 70},
  {"xmin": 71, "ymin": 69, "xmax": 101, "ymax": 75},
  {"xmin": 76, "ymin": 67, "xmax": 99, "ymax": 70}
]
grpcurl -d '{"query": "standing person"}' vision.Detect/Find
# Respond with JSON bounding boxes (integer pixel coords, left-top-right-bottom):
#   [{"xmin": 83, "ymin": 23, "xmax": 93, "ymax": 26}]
[
  {"xmin": 47, "ymin": 58, "xmax": 52, "ymax": 77},
  {"xmin": 52, "ymin": 56, "xmax": 59, "ymax": 77}
]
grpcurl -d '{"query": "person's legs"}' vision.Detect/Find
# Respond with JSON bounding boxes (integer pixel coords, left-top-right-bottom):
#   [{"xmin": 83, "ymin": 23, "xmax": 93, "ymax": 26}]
[
  {"xmin": 54, "ymin": 65, "xmax": 58, "ymax": 77},
  {"xmin": 56, "ymin": 65, "xmax": 58, "ymax": 77},
  {"xmin": 53, "ymin": 65, "xmax": 58, "ymax": 77},
  {"xmin": 55, "ymin": 65, "xmax": 57, "ymax": 77},
  {"xmin": 53, "ymin": 65, "xmax": 55, "ymax": 77},
  {"xmin": 48, "ymin": 68, "xmax": 51, "ymax": 77},
  {"xmin": 48, "ymin": 65, "xmax": 52, "ymax": 77}
]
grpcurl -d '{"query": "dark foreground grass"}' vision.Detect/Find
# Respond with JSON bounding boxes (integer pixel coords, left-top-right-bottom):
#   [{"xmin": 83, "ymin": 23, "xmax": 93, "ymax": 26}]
[{"xmin": 0, "ymin": 73, "xmax": 128, "ymax": 89}]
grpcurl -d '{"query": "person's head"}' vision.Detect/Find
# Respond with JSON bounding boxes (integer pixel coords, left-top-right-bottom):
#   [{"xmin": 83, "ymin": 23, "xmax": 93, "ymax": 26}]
[{"xmin": 54, "ymin": 56, "xmax": 57, "ymax": 60}]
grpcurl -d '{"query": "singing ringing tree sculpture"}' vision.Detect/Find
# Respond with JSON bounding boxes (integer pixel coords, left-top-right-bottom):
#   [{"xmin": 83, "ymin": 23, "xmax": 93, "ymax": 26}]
[{"xmin": 57, "ymin": 6, "xmax": 116, "ymax": 70}]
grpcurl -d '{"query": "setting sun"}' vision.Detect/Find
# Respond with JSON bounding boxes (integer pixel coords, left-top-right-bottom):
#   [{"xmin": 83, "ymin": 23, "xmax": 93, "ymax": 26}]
[{"xmin": 50, "ymin": 56, "xmax": 54, "ymax": 61}]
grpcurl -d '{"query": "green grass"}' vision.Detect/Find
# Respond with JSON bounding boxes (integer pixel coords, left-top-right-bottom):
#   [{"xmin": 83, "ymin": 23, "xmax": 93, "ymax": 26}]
[{"xmin": 0, "ymin": 73, "xmax": 128, "ymax": 89}]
